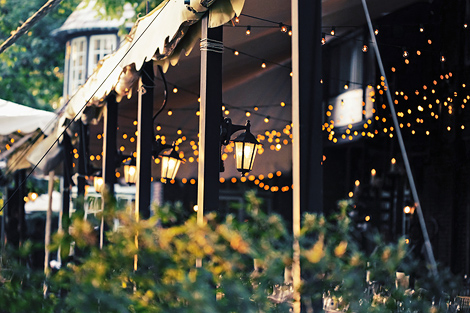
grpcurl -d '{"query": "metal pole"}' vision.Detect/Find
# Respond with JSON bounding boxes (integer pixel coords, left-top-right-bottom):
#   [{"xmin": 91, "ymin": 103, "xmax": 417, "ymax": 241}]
[
  {"xmin": 361, "ymin": 0, "xmax": 438, "ymax": 277},
  {"xmin": 197, "ymin": 14, "xmax": 223, "ymax": 226},
  {"xmin": 136, "ymin": 61, "xmax": 154, "ymax": 220}
]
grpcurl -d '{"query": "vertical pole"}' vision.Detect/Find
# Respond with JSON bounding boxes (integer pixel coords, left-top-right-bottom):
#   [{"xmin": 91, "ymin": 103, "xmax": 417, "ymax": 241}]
[
  {"xmin": 43, "ymin": 170, "xmax": 54, "ymax": 296},
  {"xmin": 292, "ymin": 0, "xmax": 323, "ymax": 311},
  {"xmin": 77, "ymin": 121, "xmax": 89, "ymax": 209},
  {"xmin": 136, "ymin": 61, "xmax": 154, "ymax": 220},
  {"xmin": 17, "ymin": 169, "xmax": 26, "ymax": 246},
  {"xmin": 1, "ymin": 186, "xmax": 6, "ymax": 262},
  {"xmin": 101, "ymin": 94, "xmax": 118, "ymax": 248},
  {"xmin": 59, "ymin": 134, "xmax": 73, "ymax": 262},
  {"xmin": 197, "ymin": 14, "xmax": 223, "ymax": 227}
]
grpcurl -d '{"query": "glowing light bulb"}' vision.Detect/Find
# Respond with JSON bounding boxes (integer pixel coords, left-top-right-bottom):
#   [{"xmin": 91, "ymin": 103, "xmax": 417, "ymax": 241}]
[
  {"xmin": 246, "ymin": 26, "xmax": 251, "ymax": 35},
  {"xmin": 362, "ymin": 44, "xmax": 368, "ymax": 52},
  {"xmin": 173, "ymin": 86, "xmax": 178, "ymax": 93},
  {"xmin": 330, "ymin": 27, "xmax": 335, "ymax": 36}
]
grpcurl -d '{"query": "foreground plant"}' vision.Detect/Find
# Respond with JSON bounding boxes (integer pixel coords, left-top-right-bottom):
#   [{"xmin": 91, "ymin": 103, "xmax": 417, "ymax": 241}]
[{"xmin": 0, "ymin": 193, "xmax": 461, "ymax": 312}]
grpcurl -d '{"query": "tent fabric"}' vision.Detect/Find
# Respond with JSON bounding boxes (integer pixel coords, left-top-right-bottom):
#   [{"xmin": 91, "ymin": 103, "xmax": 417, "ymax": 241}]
[
  {"xmin": 0, "ymin": 99, "xmax": 56, "ymax": 136},
  {"xmin": 59, "ymin": 0, "xmax": 244, "ymax": 129}
]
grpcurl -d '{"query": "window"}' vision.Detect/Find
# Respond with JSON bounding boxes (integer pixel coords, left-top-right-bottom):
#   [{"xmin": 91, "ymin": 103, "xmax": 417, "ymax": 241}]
[
  {"xmin": 88, "ymin": 34, "xmax": 117, "ymax": 75},
  {"xmin": 69, "ymin": 37, "xmax": 87, "ymax": 95}
]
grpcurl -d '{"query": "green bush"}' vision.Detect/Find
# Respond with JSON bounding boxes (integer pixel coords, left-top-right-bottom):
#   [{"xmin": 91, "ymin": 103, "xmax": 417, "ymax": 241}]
[{"xmin": 0, "ymin": 193, "xmax": 461, "ymax": 312}]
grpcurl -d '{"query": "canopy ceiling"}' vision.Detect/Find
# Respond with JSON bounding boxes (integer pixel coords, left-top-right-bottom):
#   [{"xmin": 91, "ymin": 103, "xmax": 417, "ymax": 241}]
[{"xmin": 34, "ymin": 0, "xmax": 424, "ymax": 181}]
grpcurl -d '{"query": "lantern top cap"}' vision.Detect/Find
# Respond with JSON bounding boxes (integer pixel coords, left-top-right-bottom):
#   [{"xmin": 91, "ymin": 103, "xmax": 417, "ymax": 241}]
[
  {"xmin": 232, "ymin": 121, "xmax": 260, "ymax": 145},
  {"xmin": 124, "ymin": 156, "xmax": 136, "ymax": 166},
  {"xmin": 159, "ymin": 149, "xmax": 185, "ymax": 162}
]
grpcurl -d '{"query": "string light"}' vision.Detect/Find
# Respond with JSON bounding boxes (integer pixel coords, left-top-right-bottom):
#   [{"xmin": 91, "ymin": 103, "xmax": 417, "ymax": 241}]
[
  {"xmin": 419, "ymin": 24, "xmax": 424, "ymax": 32},
  {"xmin": 279, "ymin": 23, "xmax": 287, "ymax": 33},
  {"xmin": 321, "ymin": 33, "xmax": 326, "ymax": 45},
  {"xmin": 261, "ymin": 60, "xmax": 267, "ymax": 68},
  {"xmin": 173, "ymin": 86, "xmax": 178, "ymax": 93},
  {"xmin": 234, "ymin": 16, "xmax": 240, "ymax": 23},
  {"xmin": 233, "ymin": 50, "xmax": 239, "ymax": 56},
  {"xmin": 330, "ymin": 27, "xmax": 335, "ymax": 36},
  {"xmin": 264, "ymin": 116, "xmax": 270, "ymax": 123},
  {"xmin": 168, "ymin": 110, "xmax": 173, "ymax": 116},
  {"xmin": 362, "ymin": 44, "xmax": 368, "ymax": 52},
  {"xmin": 246, "ymin": 26, "xmax": 251, "ymax": 35}
]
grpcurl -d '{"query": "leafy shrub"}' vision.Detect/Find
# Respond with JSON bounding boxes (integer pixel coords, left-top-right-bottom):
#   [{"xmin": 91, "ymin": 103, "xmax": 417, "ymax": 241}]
[{"xmin": 0, "ymin": 193, "xmax": 461, "ymax": 312}]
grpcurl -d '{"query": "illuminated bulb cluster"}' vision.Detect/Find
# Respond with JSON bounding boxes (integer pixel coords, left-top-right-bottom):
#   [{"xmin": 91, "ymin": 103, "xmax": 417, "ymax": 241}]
[
  {"xmin": 254, "ymin": 124, "xmax": 293, "ymax": 152},
  {"xmin": 221, "ymin": 171, "xmax": 291, "ymax": 193}
]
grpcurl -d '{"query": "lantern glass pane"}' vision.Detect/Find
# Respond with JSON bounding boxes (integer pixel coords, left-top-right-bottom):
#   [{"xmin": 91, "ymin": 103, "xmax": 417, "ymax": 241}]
[
  {"xmin": 94, "ymin": 176, "xmax": 104, "ymax": 193},
  {"xmin": 161, "ymin": 156, "xmax": 182, "ymax": 180},
  {"xmin": 124, "ymin": 164, "xmax": 137, "ymax": 184},
  {"xmin": 235, "ymin": 141, "xmax": 257, "ymax": 171}
]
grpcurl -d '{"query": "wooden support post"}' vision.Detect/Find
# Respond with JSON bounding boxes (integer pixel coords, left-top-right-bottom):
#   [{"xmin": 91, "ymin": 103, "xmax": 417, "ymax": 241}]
[
  {"xmin": 0, "ymin": 187, "xmax": 5, "ymax": 260},
  {"xmin": 102, "ymin": 94, "xmax": 118, "ymax": 196},
  {"xmin": 77, "ymin": 121, "xmax": 89, "ymax": 211},
  {"xmin": 60, "ymin": 133, "xmax": 73, "ymax": 227},
  {"xmin": 101, "ymin": 94, "xmax": 118, "ymax": 248},
  {"xmin": 197, "ymin": 14, "xmax": 223, "ymax": 226},
  {"xmin": 136, "ymin": 61, "xmax": 154, "ymax": 220},
  {"xmin": 17, "ymin": 169, "xmax": 26, "ymax": 247},
  {"xmin": 292, "ymin": 0, "xmax": 323, "ymax": 312}
]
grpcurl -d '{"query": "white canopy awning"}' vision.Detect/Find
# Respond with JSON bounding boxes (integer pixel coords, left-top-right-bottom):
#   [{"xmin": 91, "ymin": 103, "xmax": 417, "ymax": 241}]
[
  {"xmin": 59, "ymin": 0, "xmax": 244, "ymax": 128},
  {"xmin": 0, "ymin": 99, "xmax": 56, "ymax": 136}
]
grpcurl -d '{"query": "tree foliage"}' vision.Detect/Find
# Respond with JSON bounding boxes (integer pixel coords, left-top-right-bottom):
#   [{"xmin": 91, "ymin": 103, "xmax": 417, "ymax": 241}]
[
  {"xmin": 0, "ymin": 0, "xmax": 80, "ymax": 110},
  {"xmin": 93, "ymin": 0, "xmax": 165, "ymax": 20}
]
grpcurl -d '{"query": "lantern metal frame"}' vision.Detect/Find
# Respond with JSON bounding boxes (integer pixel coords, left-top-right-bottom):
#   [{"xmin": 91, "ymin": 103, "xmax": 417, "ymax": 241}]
[
  {"xmin": 123, "ymin": 156, "xmax": 137, "ymax": 184},
  {"xmin": 220, "ymin": 118, "xmax": 261, "ymax": 175}
]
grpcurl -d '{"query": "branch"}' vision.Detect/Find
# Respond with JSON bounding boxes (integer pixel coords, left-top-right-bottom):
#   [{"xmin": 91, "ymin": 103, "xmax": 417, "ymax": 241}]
[{"xmin": 0, "ymin": 0, "xmax": 63, "ymax": 54}]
